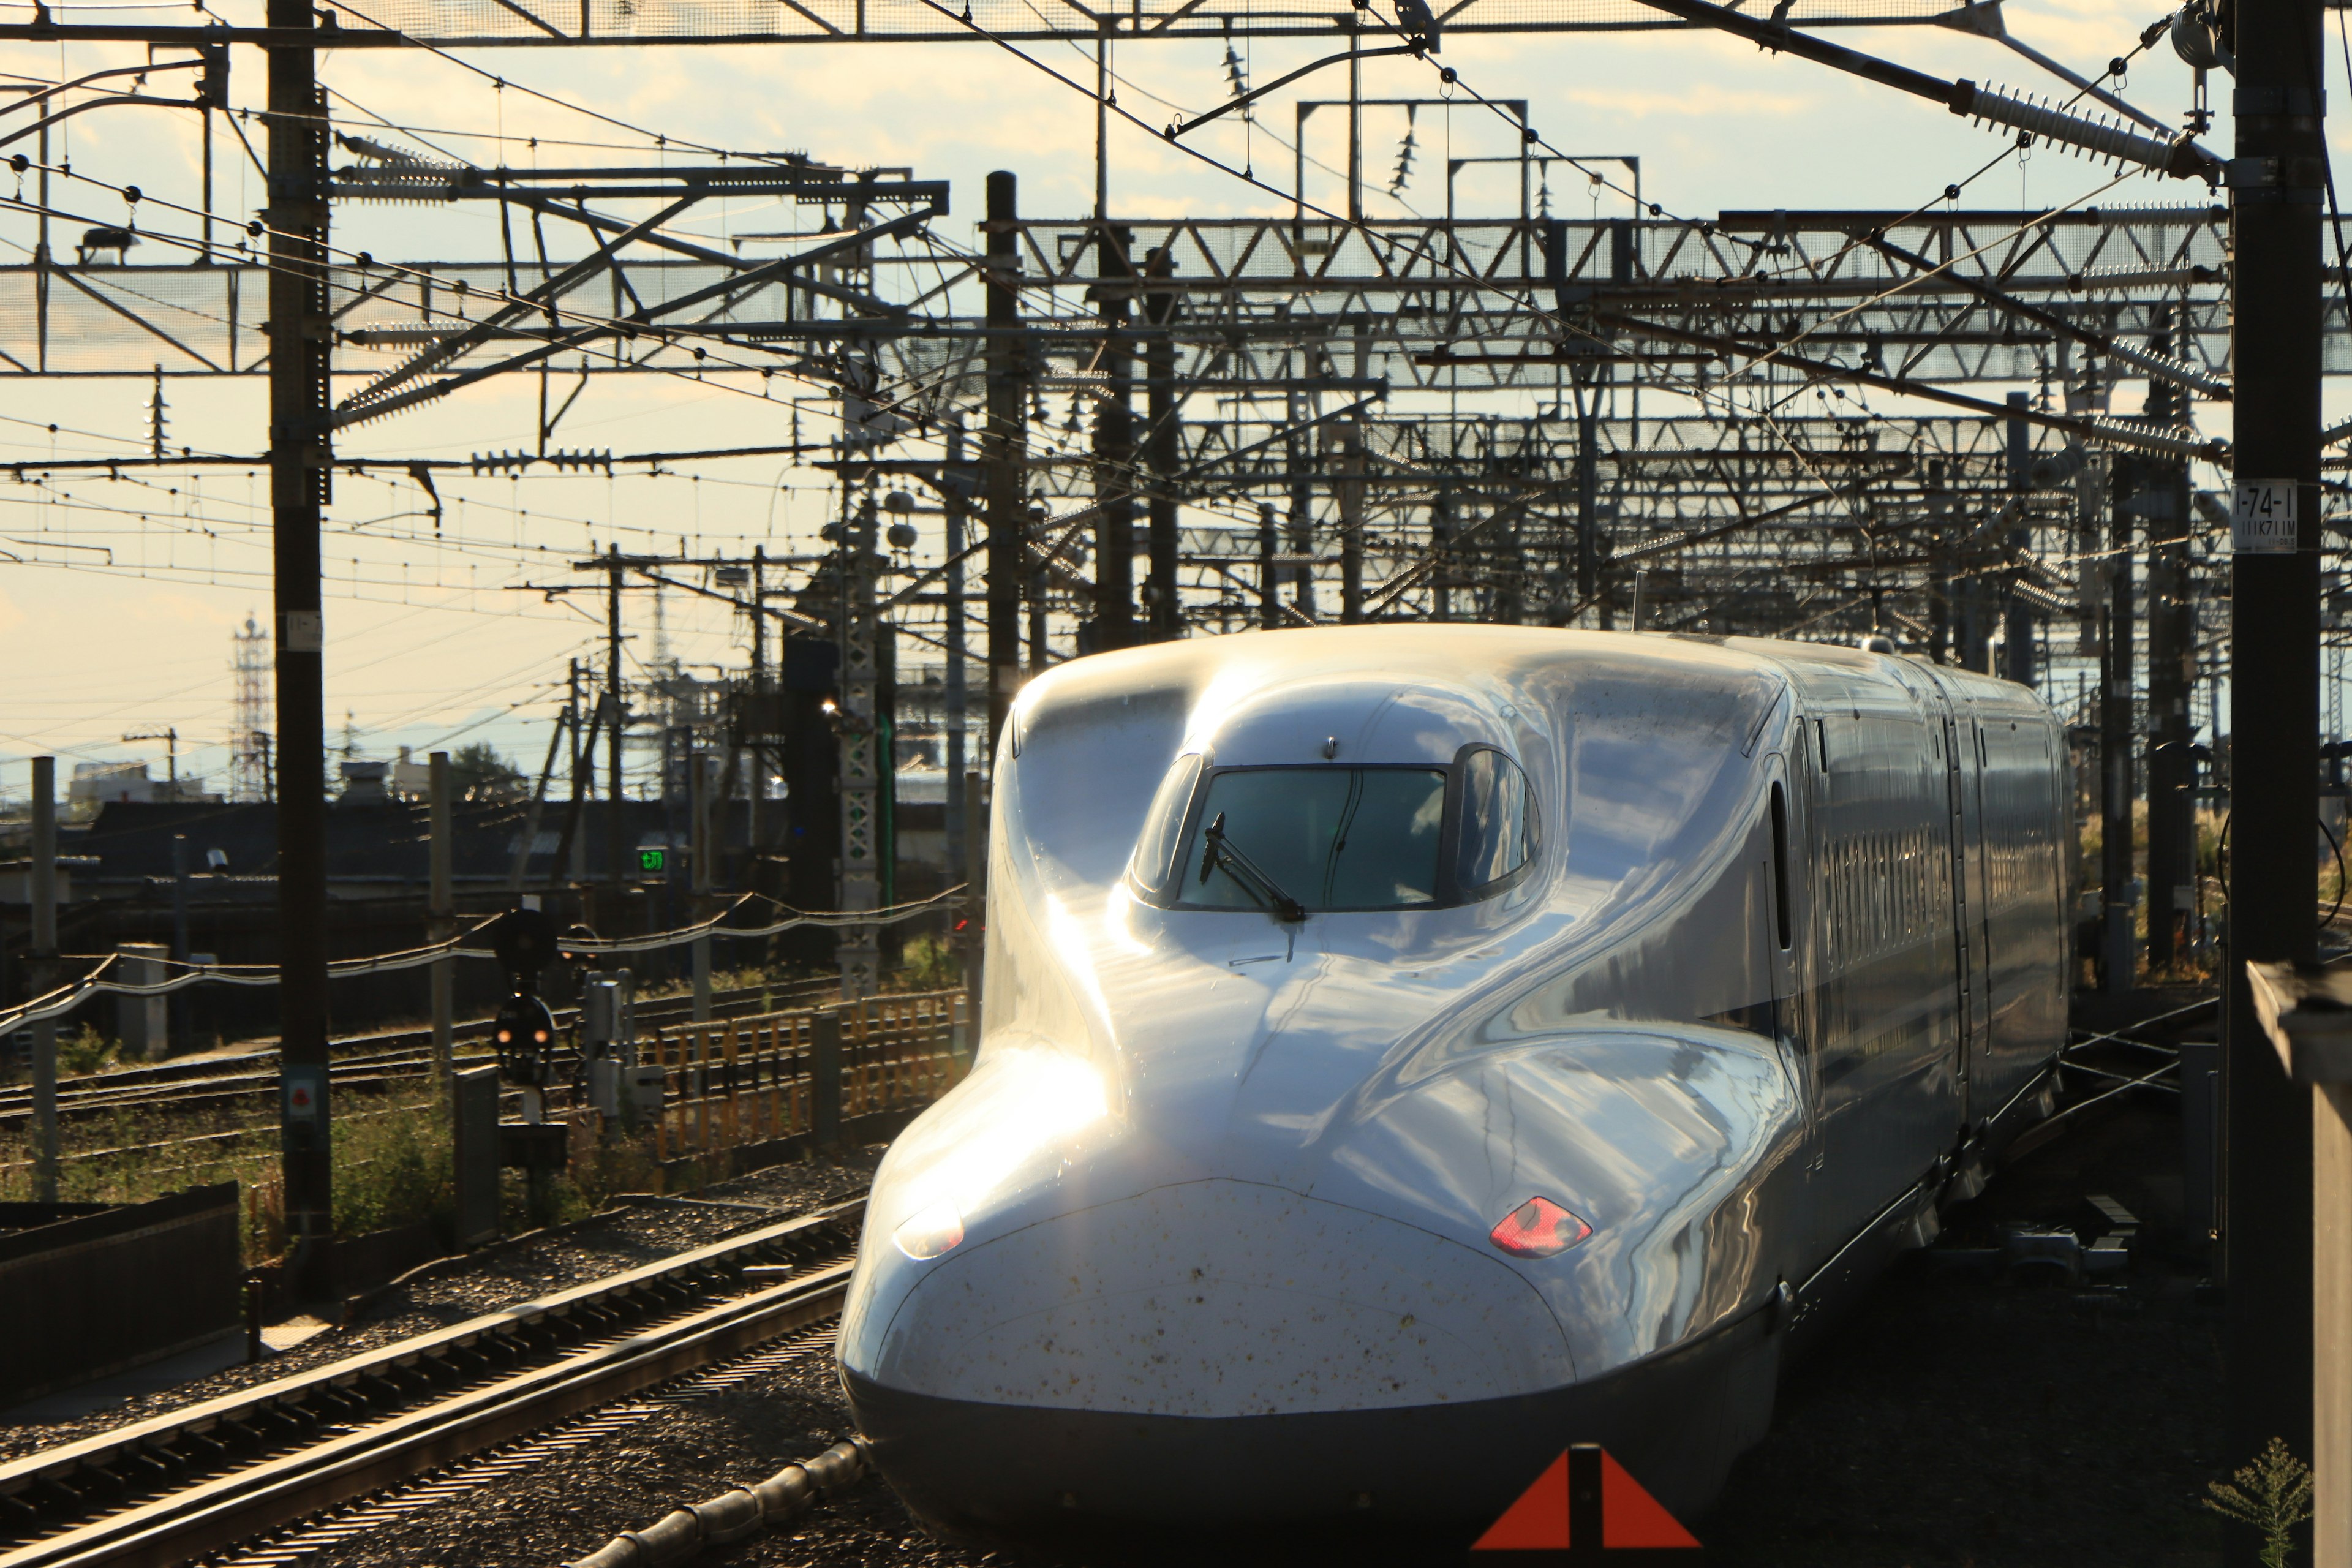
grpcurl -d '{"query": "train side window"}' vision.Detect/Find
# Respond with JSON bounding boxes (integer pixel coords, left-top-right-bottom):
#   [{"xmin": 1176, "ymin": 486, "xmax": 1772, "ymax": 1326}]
[
  {"xmin": 1814, "ymin": 718, "xmax": 1828, "ymax": 772},
  {"xmin": 1455, "ymin": 745, "xmax": 1537, "ymax": 897},
  {"xmin": 1769, "ymin": 782, "xmax": 1792, "ymax": 951}
]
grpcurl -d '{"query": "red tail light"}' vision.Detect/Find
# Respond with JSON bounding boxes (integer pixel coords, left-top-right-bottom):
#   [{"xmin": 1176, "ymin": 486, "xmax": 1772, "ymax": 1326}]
[{"xmin": 1489, "ymin": 1196, "xmax": 1593, "ymax": 1258}]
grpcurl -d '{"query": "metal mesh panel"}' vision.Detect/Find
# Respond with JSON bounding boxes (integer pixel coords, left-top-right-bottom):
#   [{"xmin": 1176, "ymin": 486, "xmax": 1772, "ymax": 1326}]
[{"xmin": 341, "ymin": 0, "xmax": 1956, "ymax": 43}]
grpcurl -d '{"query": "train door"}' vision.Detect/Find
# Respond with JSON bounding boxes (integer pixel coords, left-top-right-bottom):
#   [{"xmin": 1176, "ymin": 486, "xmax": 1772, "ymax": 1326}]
[
  {"xmin": 1759, "ymin": 753, "xmax": 1808, "ymax": 1057},
  {"xmin": 1938, "ymin": 695, "xmax": 1992, "ymax": 1129}
]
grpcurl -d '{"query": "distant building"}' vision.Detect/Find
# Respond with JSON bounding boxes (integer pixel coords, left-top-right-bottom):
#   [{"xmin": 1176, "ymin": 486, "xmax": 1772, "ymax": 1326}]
[
  {"xmin": 341, "ymin": 753, "xmax": 437, "ymax": 802},
  {"xmin": 339, "ymin": 760, "xmax": 393, "ymax": 802},
  {"xmin": 68, "ymin": 761, "xmax": 222, "ymax": 809}
]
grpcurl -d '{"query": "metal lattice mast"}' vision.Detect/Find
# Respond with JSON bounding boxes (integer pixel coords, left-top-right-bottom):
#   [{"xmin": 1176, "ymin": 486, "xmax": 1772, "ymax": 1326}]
[
  {"xmin": 837, "ymin": 492, "xmax": 883, "ymax": 1000},
  {"xmin": 229, "ymin": 613, "xmax": 270, "ymax": 801}
]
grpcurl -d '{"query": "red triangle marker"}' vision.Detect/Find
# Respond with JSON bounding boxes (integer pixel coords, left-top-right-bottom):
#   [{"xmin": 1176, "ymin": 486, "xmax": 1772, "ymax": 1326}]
[
  {"xmin": 1472, "ymin": 1452, "xmax": 1571, "ymax": 1550},
  {"xmin": 1472, "ymin": 1447, "xmax": 1699, "ymax": 1552},
  {"xmin": 1600, "ymin": 1450, "xmax": 1702, "ymax": 1549}
]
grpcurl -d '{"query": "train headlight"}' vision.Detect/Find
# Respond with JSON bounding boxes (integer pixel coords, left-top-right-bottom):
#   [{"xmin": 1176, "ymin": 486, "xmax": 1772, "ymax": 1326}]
[
  {"xmin": 893, "ymin": 1201, "xmax": 966, "ymax": 1261},
  {"xmin": 1488, "ymin": 1196, "xmax": 1593, "ymax": 1259}
]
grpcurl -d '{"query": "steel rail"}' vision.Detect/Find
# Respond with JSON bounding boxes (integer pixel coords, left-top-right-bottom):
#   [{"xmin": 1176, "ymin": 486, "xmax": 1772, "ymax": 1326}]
[
  {"xmin": 0, "ymin": 977, "xmax": 836, "ymax": 1125},
  {"xmin": 0, "ymin": 1203, "xmax": 863, "ymax": 1568}
]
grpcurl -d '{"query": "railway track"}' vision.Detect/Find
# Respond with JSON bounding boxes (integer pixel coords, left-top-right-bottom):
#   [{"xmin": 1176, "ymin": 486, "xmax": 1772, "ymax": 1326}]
[
  {"xmin": 0, "ymin": 977, "xmax": 839, "ymax": 1130},
  {"xmin": 0, "ymin": 1199, "xmax": 863, "ymax": 1568}
]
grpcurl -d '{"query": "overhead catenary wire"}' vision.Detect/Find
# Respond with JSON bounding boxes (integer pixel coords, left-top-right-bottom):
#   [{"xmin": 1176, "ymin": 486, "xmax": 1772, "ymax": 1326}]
[{"xmin": 0, "ymin": 886, "xmax": 968, "ymax": 1035}]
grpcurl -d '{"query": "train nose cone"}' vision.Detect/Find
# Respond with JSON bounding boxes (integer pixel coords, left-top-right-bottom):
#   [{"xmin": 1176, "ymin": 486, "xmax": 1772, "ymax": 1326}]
[{"xmin": 841, "ymin": 1178, "xmax": 1575, "ymax": 1534}]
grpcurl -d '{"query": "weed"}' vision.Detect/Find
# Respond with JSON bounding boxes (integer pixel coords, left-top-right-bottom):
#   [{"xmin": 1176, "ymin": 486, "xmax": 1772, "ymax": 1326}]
[
  {"xmin": 2204, "ymin": 1437, "xmax": 2313, "ymax": 1568},
  {"xmin": 891, "ymin": 934, "xmax": 960, "ymax": 992},
  {"xmin": 57, "ymin": 1025, "xmax": 119, "ymax": 1076},
  {"xmin": 331, "ymin": 1094, "xmax": 453, "ymax": 1237}
]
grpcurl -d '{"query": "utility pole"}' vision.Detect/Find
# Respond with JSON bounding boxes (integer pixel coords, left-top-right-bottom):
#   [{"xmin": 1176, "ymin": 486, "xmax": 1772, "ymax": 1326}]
[
  {"xmin": 1335, "ymin": 417, "xmax": 1365, "ymax": 622},
  {"xmin": 837, "ymin": 496, "xmax": 882, "ymax": 998},
  {"xmin": 606, "ymin": 543, "xmax": 628, "ymax": 918},
  {"xmin": 2225, "ymin": 0, "xmax": 2324, "ymax": 1540},
  {"xmin": 1286, "ymin": 392, "xmax": 1317, "ymax": 621},
  {"xmin": 2003, "ymin": 391, "xmax": 2038, "ymax": 687},
  {"xmin": 943, "ymin": 420, "xmax": 970, "ymax": 870},
  {"xmin": 2100, "ymin": 454, "xmax": 2139, "ymax": 997},
  {"xmin": 124, "ymin": 728, "xmax": 179, "ymax": 798},
  {"xmin": 28, "ymin": 757, "xmax": 56, "ymax": 1204},
  {"xmin": 1433, "ymin": 493, "xmax": 1454, "ymax": 622},
  {"xmin": 2143, "ymin": 329, "xmax": 2196, "ymax": 971},
  {"xmin": 170, "ymin": 833, "xmax": 190, "ymax": 1052},
  {"xmin": 962, "ymin": 765, "xmax": 985, "ymax": 1017},
  {"xmin": 1258, "ymin": 502, "xmax": 1279, "ymax": 629},
  {"xmin": 984, "ymin": 172, "xmax": 1025, "ymax": 747},
  {"xmin": 562, "ymin": 658, "xmax": 589, "ymax": 886},
  {"xmin": 1093, "ymin": 224, "xmax": 1136, "ymax": 652},
  {"xmin": 1575, "ymin": 380, "xmax": 1600, "ymax": 617},
  {"xmin": 1346, "ymin": 15, "xmax": 1363, "ymax": 222},
  {"xmin": 690, "ymin": 749, "xmax": 712, "ymax": 1022},
  {"xmin": 748, "ymin": 545, "xmax": 767, "ymax": 870},
  {"xmin": 267, "ymin": 0, "xmax": 334, "ymax": 1300},
  {"xmin": 34, "ymin": 118, "xmax": 46, "ymax": 372},
  {"xmin": 428, "ymin": 750, "xmax": 453, "ymax": 1090},
  {"xmin": 1143, "ymin": 247, "xmax": 1182, "ymax": 643}
]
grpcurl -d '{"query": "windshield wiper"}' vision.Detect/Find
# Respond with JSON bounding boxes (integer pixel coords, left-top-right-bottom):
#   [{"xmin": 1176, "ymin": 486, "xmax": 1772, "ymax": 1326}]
[{"xmin": 1197, "ymin": 812, "xmax": 1308, "ymax": 922}]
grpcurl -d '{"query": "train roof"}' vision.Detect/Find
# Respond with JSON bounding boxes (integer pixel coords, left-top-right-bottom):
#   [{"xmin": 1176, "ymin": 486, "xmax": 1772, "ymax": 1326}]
[{"xmin": 1012, "ymin": 625, "xmax": 2051, "ymax": 735}]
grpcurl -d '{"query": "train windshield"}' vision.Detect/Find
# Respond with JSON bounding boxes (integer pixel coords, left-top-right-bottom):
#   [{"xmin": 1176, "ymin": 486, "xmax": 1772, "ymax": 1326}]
[{"xmin": 1176, "ymin": 767, "xmax": 1448, "ymax": 912}]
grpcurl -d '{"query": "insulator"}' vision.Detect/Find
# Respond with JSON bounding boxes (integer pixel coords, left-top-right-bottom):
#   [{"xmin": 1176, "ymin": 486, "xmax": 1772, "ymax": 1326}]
[
  {"xmin": 334, "ymin": 164, "xmax": 464, "ymax": 203},
  {"xmin": 344, "ymin": 325, "xmax": 465, "ymax": 349},
  {"xmin": 1953, "ymin": 81, "xmax": 2215, "ymax": 183}
]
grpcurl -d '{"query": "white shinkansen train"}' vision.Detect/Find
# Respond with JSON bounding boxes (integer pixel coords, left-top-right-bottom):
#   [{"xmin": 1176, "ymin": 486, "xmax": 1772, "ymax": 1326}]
[{"xmin": 836, "ymin": 626, "xmax": 2071, "ymax": 1543}]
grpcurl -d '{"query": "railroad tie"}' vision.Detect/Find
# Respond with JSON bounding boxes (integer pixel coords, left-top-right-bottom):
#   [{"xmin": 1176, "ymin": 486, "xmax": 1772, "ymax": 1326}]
[{"xmin": 211, "ymin": 1405, "xmax": 671, "ymax": 1567}]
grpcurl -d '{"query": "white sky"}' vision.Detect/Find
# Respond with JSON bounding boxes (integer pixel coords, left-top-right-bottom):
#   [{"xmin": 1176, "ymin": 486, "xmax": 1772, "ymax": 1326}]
[{"xmin": 0, "ymin": 0, "xmax": 2330, "ymax": 799}]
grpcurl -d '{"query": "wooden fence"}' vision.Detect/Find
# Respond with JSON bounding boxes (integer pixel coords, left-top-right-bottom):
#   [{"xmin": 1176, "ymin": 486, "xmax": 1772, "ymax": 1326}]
[{"xmin": 644, "ymin": 989, "xmax": 970, "ymax": 1164}]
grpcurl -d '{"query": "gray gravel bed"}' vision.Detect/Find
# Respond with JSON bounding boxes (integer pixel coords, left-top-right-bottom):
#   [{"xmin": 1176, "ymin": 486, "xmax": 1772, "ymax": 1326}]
[
  {"xmin": 0, "ymin": 1150, "xmax": 880, "ymax": 1464},
  {"xmin": 302, "ymin": 1339, "xmax": 996, "ymax": 1568}
]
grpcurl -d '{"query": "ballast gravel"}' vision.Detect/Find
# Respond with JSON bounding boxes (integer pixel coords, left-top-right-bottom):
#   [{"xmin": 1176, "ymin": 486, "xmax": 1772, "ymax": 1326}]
[{"xmin": 0, "ymin": 1151, "xmax": 877, "ymax": 1464}]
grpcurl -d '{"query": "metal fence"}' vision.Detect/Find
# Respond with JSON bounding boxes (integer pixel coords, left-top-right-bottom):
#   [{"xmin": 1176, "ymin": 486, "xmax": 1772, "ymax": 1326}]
[{"xmin": 645, "ymin": 988, "xmax": 969, "ymax": 1164}]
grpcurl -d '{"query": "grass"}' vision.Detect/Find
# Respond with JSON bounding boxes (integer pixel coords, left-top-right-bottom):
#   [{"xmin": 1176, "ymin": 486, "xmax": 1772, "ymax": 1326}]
[{"xmin": 1, "ymin": 948, "xmax": 960, "ymax": 1264}]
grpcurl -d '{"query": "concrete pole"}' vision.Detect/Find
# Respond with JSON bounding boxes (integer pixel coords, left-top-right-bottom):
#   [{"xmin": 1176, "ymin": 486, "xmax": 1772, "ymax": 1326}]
[
  {"xmin": 748, "ymin": 546, "xmax": 767, "ymax": 872},
  {"xmin": 170, "ymin": 833, "xmax": 190, "ymax": 1054},
  {"xmin": 962, "ymin": 767, "xmax": 985, "ymax": 1021},
  {"xmin": 1336, "ymin": 419, "xmax": 1365, "ymax": 624},
  {"xmin": 1142, "ymin": 247, "xmax": 1182, "ymax": 642},
  {"xmin": 1257, "ymin": 502, "xmax": 1279, "ymax": 629},
  {"xmin": 1093, "ymin": 224, "xmax": 1135, "ymax": 652},
  {"xmin": 944, "ymin": 421, "xmax": 968, "ymax": 875},
  {"xmin": 607, "ymin": 546, "xmax": 628, "ymax": 920},
  {"xmin": 984, "ymin": 172, "xmax": 1025, "ymax": 747},
  {"xmin": 429, "ymin": 750, "xmax": 453, "ymax": 1090},
  {"xmin": 2002, "ymin": 391, "xmax": 2038, "ymax": 687},
  {"xmin": 29, "ymin": 756, "xmax": 56, "ymax": 1203},
  {"xmin": 266, "ymin": 6, "xmax": 336, "ymax": 1295},
  {"xmin": 2226, "ymin": 0, "xmax": 2325, "ymax": 1534},
  {"xmin": 690, "ymin": 750, "xmax": 712, "ymax": 1023},
  {"xmin": 2100, "ymin": 456, "xmax": 2139, "ymax": 996}
]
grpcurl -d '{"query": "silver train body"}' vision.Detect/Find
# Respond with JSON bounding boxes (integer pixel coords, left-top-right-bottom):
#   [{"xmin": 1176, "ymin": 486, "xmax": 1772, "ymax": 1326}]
[{"xmin": 837, "ymin": 627, "xmax": 2070, "ymax": 1539}]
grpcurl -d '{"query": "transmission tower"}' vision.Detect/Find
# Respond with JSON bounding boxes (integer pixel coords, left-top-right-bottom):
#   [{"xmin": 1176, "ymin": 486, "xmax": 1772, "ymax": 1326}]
[{"xmin": 229, "ymin": 613, "xmax": 270, "ymax": 801}]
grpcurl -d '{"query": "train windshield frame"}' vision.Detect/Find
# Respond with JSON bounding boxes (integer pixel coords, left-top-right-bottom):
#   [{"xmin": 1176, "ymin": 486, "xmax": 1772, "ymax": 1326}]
[{"xmin": 1129, "ymin": 744, "xmax": 1539, "ymax": 913}]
